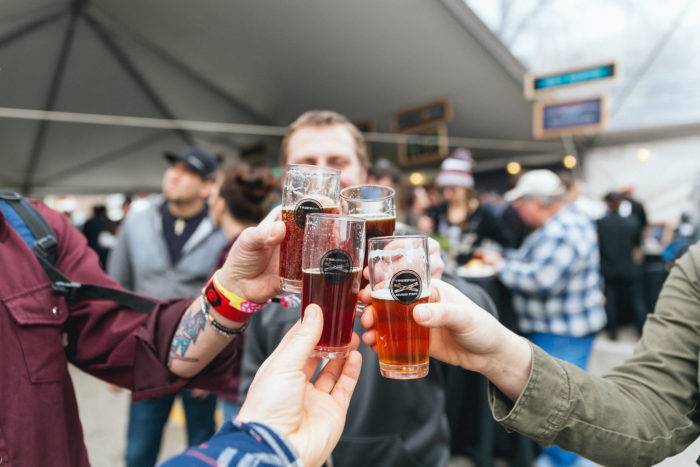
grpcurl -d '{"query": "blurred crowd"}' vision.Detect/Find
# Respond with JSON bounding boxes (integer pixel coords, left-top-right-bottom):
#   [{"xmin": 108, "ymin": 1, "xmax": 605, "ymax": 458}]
[{"xmin": 60, "ymin": 110, "xmax": 687, "ymax": 467}]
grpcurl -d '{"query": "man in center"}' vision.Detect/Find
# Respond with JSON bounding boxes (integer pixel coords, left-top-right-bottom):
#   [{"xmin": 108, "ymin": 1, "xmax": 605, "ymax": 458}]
[{"xmin": 242, "ymin": 110, "xmax": 460, "ymax": 467}]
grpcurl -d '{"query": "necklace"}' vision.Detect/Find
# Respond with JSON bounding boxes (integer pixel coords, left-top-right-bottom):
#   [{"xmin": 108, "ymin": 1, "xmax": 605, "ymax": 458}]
[{"xmin": 174, "ymin": 218, "xmax": 186, "ymax": 236}]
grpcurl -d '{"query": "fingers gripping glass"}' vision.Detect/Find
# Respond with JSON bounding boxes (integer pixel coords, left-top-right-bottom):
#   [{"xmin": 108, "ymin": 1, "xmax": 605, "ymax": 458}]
[
  {"xmin": 368, "ymin": 235, "xmax": 430, "ymax": 379},
  {"xmin": 340, "ymin": 185, "xmax": 396, "ymax": 312},
  {"xmin": 280, "ymin": 165, "xmax": 341, "ymax": 293},
  {"xmin": 302, "ymin": 214, "xmax": 366, "ymax": 359}
]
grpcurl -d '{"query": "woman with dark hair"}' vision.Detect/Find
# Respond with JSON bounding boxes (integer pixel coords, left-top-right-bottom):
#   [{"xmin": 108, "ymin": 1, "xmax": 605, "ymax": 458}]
[{"xmin": 208, "ymin": 163, "xmax": 277, "ymax": 422}]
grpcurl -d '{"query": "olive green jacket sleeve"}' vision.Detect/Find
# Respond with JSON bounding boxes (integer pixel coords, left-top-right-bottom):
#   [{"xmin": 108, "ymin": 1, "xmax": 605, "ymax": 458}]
[{"xmin": 490, "ymin": 244, "xmax": 700, "ymax": 467}]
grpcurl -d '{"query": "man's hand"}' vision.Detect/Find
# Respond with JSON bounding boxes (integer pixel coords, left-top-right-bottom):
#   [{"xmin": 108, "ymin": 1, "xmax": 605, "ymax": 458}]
[
  {"xmin": 237, "ymin": 305, "xmax": 362, "ymax": 467},
  {"xmin": 359, "ymin": 279, "xmax": 532, "ymax": 401},
  {"xmin": 217, "ymin": 207, "xmax": 284, "ymax": 303}
]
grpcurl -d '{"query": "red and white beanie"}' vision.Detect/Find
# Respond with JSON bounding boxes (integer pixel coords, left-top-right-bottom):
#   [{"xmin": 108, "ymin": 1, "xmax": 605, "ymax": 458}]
[{"xmin": 435, "ymin": 148, "xmax": 474, "ymax": 189}]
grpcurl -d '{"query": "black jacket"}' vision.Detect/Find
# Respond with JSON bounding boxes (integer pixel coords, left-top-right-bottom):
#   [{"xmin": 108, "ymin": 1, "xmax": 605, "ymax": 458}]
[
  {"xmin": 240, "ymin": 272, "xmax": 496, "ymax": 467},
  {"xmin": 596, "ymin": 212, "xmax": 640, "ymax": 280}
]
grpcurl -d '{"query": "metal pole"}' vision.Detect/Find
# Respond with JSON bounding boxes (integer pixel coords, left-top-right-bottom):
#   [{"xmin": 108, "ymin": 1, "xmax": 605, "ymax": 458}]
[{"xmin": 0, "ymin": 106, "xmax": 563, "ymax": 153}]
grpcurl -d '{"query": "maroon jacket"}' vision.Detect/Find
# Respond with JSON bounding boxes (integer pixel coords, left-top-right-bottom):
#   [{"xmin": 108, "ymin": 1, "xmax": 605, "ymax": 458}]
[{"xmin": 0, "ymin": 201, "xmax": 236, "ymax": 467}]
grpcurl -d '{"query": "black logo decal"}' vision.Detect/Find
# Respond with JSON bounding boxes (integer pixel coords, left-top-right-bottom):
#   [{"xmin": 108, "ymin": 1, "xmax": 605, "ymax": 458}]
[
  {"xmin": 390, "ymin": 270, "xmax": 422, "ymax": 304},
  {"xmin": 320, "ymin": 249, "xmax": 353, "ymax": 284},
  {"xmin": 294, "ymin": 199, "xmax": 323, "ymax": 228}
]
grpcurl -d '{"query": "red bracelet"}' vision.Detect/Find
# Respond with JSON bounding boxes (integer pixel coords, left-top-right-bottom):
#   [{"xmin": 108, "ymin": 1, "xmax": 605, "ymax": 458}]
[{"xmin": 202, "ymin": 276, "xmax": 267, "ymax": 323}]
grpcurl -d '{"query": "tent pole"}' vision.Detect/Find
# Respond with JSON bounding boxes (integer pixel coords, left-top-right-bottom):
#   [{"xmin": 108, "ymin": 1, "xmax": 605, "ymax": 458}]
[
  {"xmin": 22, "ymin": 1, "xmax": 84, "ymax": 195},
  {"xmin": 83, "ymin": 13, "xmax": 194, "ymax": 147},
  {"xmin": 36, "ymin": 131, "xmax": 171, "ymax": 186},
  {"xmin": 0, "ymin": 10, "xmax": 66, "ymax": 50},
  {"xmin": 90, "ymin": 6, "xmax": 277, "ymax": 126}
]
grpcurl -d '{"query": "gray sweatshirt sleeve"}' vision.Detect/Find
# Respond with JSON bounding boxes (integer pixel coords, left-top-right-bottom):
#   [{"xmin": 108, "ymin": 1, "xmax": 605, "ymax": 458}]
[{"xmin": 107, "ymin": 220, "xmax": 133, "ymax": 290}]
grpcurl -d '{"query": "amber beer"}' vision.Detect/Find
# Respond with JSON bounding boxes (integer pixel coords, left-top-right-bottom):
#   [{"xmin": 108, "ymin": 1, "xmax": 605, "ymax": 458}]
[
  {"xmin": 280, "ymin": 165, "xmax": 340, "ymax": 293},
  {"xmin": 372, "ymin": 290, "xmax": 430, "ymax": 378},
  {"xmin": 368, "ymin": 235, "xmax": 430, "ymax": 379},
  {"xmin": 280, "ymin": 205, "xmax": 340, "ymax": 287},
  {"xmin": 360, "ymin": 216, "xmax": 396, "ymax": 289},
  {"xmin": 302, "ymin": 266, "xmax": 362, "ymax": 357}
]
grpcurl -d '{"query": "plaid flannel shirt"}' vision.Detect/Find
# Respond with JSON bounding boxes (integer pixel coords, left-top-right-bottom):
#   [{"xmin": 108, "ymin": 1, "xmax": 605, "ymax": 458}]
[{"xmin": 499, "ymin": 204, "xmax": 606, "ymax": 337}]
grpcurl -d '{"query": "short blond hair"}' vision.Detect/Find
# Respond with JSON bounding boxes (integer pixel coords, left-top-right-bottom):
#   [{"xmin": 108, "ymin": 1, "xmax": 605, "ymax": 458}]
[{"xmin": 280, "ymin": 110, "xmax": 369, "ymax": 170}]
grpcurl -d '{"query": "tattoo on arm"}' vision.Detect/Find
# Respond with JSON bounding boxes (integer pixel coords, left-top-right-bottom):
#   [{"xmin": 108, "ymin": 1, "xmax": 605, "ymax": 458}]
[{"xmin": 169, "ymin": 299, "xmax": 207, "ymax": 364}]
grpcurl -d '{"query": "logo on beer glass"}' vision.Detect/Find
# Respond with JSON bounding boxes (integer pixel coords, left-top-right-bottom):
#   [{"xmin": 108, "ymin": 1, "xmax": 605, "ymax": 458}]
[
  {"xmin": 320, "ymin": 249, "xmax": 353, "ymax": 284},
  {"xmin": 294, "ymin": 199, "xmax": 323, "ymax": 228},
  {"xmin": 390, "ymin": 270, "xmax": 422, "ymax": 304}
]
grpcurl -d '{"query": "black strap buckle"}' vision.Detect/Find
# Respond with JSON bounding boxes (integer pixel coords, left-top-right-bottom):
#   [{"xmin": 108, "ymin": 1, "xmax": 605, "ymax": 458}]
[
  {"xmin": 34, "ymin": 235, "xmax": 58, "ymax": 260},
  {"xmin": 52, "ymin": 280, "xmax": 82, "ymax": 300}
]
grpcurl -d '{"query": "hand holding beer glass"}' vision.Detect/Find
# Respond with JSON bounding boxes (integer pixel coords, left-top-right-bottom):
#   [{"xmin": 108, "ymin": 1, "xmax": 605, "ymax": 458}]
[
  {"xmin": 340, "ymin": 185, "xmax": 396, "ymax": 312},
  {"xmin": 280, "ymin": 165, "xmax": 341, "ymax": 293},
  {"xmin": 301, "ymin": 214, "xmax": 365, "ymax": 359},
  {"xmin": 368, "ymin": 236, "xmax": 431, "ymax": 379}
]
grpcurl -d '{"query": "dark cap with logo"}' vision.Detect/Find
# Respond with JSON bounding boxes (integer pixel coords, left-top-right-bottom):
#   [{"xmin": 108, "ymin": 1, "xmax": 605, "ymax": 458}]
[{"xmin": 164, "ymin": 147, "xmax": 222, "ymax": 180}]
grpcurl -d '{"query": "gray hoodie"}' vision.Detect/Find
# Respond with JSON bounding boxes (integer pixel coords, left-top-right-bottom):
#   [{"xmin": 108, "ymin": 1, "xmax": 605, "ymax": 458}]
[{"xmin": 107, "ymin": 195, "xmax": 226, "ymax": 299}]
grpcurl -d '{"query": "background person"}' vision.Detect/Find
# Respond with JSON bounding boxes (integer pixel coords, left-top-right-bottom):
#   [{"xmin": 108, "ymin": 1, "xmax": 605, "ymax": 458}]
[{"xmin": 108, "ymin": 146, "xmax": 227, "ymax": 467}]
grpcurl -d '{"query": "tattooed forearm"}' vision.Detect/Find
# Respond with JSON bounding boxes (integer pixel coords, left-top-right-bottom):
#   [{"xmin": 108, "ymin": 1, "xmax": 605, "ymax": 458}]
[{"xmin": 169, "ymin": 298, "xmax": 207, "ymax": 364}]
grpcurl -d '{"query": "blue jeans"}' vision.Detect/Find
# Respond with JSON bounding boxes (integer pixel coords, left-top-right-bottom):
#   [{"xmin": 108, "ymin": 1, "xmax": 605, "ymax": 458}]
[
  {"xmin": 125, "ymin": 389, "xmax": 217, "ymax": 467},
  {"xmin": 528, "ymin": 332, "xmax": 595, "ymax": 467}
]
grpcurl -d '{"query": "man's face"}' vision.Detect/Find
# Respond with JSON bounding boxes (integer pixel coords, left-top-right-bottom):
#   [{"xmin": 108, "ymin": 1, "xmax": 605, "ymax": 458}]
[
  {"xmin": 162, "ymin": 162, "xmax": 210, "ymax": 204},
  {"xmin": 285, "ymin": 124, "xmax": 366, "ymax": 188},
  {"xmin": 514, "ymin": 197, "xmax": 544, "ymax": 228}
]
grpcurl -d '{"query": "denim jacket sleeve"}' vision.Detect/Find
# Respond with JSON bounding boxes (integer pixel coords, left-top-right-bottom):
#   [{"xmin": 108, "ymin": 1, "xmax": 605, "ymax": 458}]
[{"xmin": 490, "ymin": 243, "xmax": 700, "ymax": 467}]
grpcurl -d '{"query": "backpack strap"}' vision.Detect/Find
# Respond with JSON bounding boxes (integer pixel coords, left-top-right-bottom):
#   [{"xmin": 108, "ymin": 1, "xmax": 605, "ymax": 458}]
[
  {"xmin": 0, "ymin": 191, "xmax": 157, "ymax": 314},
  {"xmin": 0, "ymin": 191, "xmax": 58, "ymax": 264}
]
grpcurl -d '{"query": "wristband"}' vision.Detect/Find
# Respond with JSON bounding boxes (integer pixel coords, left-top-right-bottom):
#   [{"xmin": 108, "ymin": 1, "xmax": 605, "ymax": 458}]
[
  {"xmin": 203, "ymin": 274, "xmax": 268, "ymax": 323},
  {"xmin": 201, "ymin": 298, "xmax": 248, "ymax": 337}
]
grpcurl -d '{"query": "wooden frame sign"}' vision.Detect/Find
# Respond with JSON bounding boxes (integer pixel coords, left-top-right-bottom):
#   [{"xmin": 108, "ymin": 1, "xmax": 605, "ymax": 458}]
[
  {"xmin": 533, "ymin": 95, "xmax": 608, "ymax": 140},
  {"xmin": 524, "ymin": 61, "xmax": 617, "ymax": 100},
  {"xmin": 397, "ymin": 122, "xmax": 449, "ymax": 166},
  {"xmin": 393, "ymin": 98, "xmax": 452, "ymax": 132}
]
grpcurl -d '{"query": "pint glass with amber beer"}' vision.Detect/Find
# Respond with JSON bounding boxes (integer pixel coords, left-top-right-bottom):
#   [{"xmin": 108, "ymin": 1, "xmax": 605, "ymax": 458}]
[
  {"xmin": 280, "ymin": 165, "xmax": 340, "ymax": 293},
  {"xmin": 340, "ymin": 185, "xmax": 396, "ymax": 311},
  {"xmin": 368, "ymin": 235, "xmax": 430, "ymax": 379},
  {"xmin": 301, "ymin": 214, "xmax": 365, "ymax": 358}
]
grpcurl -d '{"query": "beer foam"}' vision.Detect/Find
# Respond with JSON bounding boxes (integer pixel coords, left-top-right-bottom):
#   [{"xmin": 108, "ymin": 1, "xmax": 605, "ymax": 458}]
[
  {"xmin": 371, "ymin": 288, "xmax": 430, "ymax": 300},
  {"xmin": 368, "ymin": 248, "xmax": 423, "ymax": 259},
  {"xmin": 360, "ymin": 215, "xmax": 395, "ymax": 221},
  {"xmin": 302, "ymin": 267, "xmax": 362, "ymax": 274}
]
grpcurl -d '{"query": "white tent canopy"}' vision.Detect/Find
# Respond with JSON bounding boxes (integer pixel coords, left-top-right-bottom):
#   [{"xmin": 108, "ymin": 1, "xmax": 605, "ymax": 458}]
[{"xmin": 0, "ymin": 0, "xmax": 562, "ymax": 195}]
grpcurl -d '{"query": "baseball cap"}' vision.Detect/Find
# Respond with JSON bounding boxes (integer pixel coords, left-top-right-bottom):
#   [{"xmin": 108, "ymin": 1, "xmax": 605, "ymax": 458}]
[
  {"xmin": 504, "ymin": 169, "xmax": 565, "ymax": 202},
  {"xmin": 164, "ymin": 147, "xmax": 221, "ymax": 179}
]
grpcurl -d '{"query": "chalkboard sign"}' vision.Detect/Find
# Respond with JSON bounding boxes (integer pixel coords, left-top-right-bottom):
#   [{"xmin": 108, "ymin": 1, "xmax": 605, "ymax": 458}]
[
  {"xmin": 393, "ymin": 99, "xmax": 452, "ymax": 131},
  {"xmin": 524, "ymin": 62, "xmax": 617, "ymax": 99},
  {"xmin": 398, "ymin": 122, "xmax": 449, "ymax": 166},
  {"xmin": 533, "ymin": 96, "xmax": 607, "ymax": 139}
]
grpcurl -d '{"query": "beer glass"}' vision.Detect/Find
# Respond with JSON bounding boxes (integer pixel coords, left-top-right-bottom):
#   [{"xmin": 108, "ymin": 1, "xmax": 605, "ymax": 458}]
[
  {"xmin": 280, "ymin": 164, "xmax": 341, "ymax": 293},
  {"xmin": 340, "ymin": 185, "xmax": 396, "ymax": 311},
  {"xmin": 302, "ymin": 214, "xmax": 366, "ymax": 358},
  {"xmin": 368, "ymin": 235, "xmax": 430, "ymax": 379}
]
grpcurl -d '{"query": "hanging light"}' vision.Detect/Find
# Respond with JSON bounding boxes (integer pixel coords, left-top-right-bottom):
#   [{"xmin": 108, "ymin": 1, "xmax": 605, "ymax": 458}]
[
  {"xmin": 563, "ymin": 154, "xmax": 577, "ymax": 169},
  {"xmin": 637, "ymin": 148, "xmax": 651, "ymax": 162},
  {"xmin": 409, "ymin": 172, "xmax": 425, "ymax": 186},
  {"xmin": 506, "ymin": 161, "xmax": 522, "ymax": 175}
]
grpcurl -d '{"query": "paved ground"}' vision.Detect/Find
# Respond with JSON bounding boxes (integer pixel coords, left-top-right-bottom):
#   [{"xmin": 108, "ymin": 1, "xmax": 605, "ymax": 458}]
[{"xmin": 74, "ymin": 325, "xmax": 698, "ymax": 466}]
